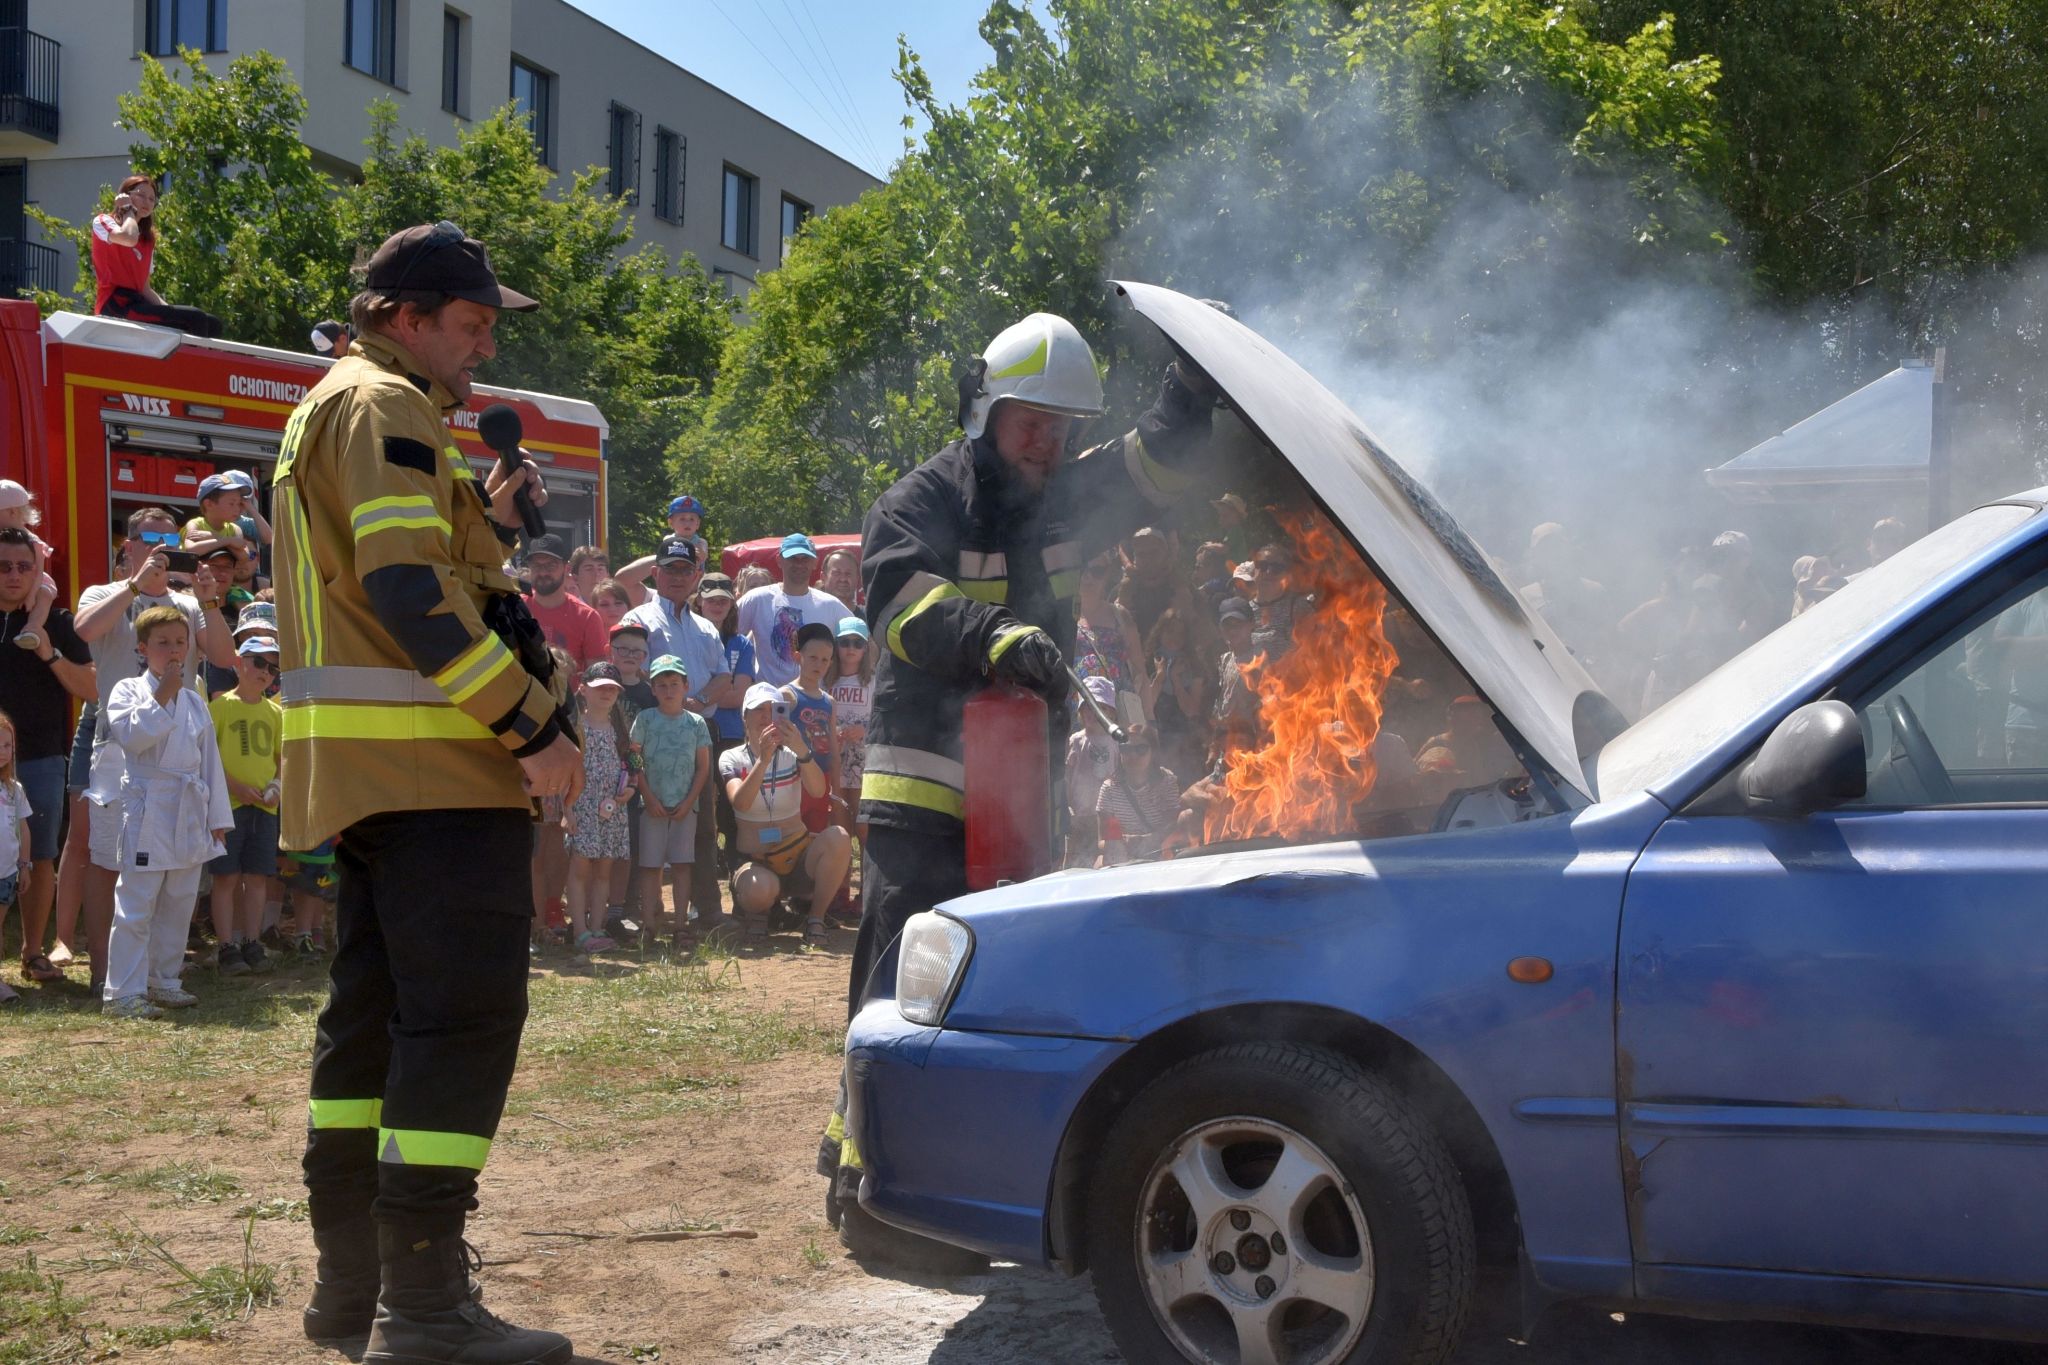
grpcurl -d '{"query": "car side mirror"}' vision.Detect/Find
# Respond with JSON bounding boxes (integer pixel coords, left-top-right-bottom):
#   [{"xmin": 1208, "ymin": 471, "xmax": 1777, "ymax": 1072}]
[{"xmin": 1740, "ymin": 701, "xmax": 1867, "ymax": 818}]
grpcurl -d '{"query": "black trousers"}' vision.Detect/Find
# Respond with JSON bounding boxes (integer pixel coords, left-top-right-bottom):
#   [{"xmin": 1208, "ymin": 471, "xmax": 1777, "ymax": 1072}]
[
  {"xmin": 100, "ymin": 286, "xmax": 224, "ymax": 338},
  {"xmin": 303, "ymin": 808, "xmax": 534, "ymax": 1237},
  {"xmin": 844, "ymin": 823, "xmax": 969, "ymax": 1021},
  {"xmin": 824, "ymin": 823, "xmax": 969, "ymax": 1194}
]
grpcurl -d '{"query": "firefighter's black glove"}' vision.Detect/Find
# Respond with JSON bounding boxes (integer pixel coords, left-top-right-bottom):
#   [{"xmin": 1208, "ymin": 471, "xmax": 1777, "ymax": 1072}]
[{"xmin": 989, "ymin": 626, "xmax": 1070, "ymax": 706}]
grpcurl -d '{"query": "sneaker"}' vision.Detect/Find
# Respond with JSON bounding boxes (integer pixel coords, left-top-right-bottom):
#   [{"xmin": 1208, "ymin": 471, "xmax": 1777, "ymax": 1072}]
[
  {"xmin": 242, "ymin": 941, "xmax": 274, "ymax": 974},
  {"xmin": 218, "ymin": 940, "xmax": 250, "ymax": 975},
  {"xmin": 147, "ymin": 985, "xmax": 199, "ymax": 1008},
  {"xmin": 104, "ymin": 994, "xmax": 165, "ymax": 1020},
  {"xmin": 575, "ymin": 931, "xmax": 617, "ymax": 953},
  {"xmin": 293, "ymin": 933, "xmax": 315, "ymax": 955},
  {"xmin": 12, "ymin": 629, "xmax": 40, "ymax": 651}
]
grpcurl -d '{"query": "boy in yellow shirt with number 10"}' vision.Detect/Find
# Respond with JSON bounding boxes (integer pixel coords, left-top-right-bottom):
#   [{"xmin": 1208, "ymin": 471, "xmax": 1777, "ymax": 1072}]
[{"xmin": 209, "ymin": 636, "xmax": 283, "ymax": 975}]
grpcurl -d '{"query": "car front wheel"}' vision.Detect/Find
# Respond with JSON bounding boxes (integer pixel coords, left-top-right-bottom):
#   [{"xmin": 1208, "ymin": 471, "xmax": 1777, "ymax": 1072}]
[{"xmin": 1085, "ymin": 1042, "xmax": 1474, "ymax": 1365}]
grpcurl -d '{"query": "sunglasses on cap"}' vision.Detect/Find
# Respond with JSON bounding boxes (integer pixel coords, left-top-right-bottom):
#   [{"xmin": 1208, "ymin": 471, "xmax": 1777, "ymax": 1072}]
[{"xmin": 391, "ymin": 220, "xmax": 466, "ymax": 293}]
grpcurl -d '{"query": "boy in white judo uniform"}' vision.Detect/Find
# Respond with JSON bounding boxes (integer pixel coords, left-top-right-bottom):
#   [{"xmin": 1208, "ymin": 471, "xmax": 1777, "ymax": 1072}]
[{"xmin": 102, "ymin": 605, "xmax": 232, "ymax": 1019}]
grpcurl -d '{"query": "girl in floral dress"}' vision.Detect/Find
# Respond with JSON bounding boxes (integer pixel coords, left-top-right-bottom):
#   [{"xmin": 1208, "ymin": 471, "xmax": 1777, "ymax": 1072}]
[{"xmin": 562, "ymin": 662, "xmax": 634, "ymax": 953}]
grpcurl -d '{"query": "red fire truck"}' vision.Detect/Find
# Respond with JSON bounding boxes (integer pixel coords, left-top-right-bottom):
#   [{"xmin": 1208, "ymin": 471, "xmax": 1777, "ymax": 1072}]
[{"xmin": 0, "ymin": 299, "xmax": 609, "ymax": 606}]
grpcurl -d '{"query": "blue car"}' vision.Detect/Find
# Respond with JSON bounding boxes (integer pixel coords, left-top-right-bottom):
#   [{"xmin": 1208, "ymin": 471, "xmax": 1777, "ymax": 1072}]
[{"xmin": 844, "ymin": 282, "xmax": 2048, "ymax": 1365}]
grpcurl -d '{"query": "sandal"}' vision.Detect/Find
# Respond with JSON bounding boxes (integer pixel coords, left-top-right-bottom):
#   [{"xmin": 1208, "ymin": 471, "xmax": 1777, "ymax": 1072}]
[
  {"xmin": 803, "ymin": 918, "xmax": 830, "ymax": 948},
  {"xmin": 22, "ymin": 953, "xmax": 62, "ymax": 983}
]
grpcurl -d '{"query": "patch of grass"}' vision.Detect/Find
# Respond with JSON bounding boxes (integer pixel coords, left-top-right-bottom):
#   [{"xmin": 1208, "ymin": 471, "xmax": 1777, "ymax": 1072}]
[
  {"xmin": 107, "ymin": 1314, "xmax": 219, "ymax": 1348},
  {"xmin": 0, "ymin": 1256, "xmax": 92, "ymax": 1365},
  {"xmin": 51, "ymin": 1222, "xmax": 155, "ymax": 1275},
  {"xmin": 125, "ymin": 1159, "xmax": 244, "ymax": 1205},
  {"xmin": 622, "ymin": 1203, "xmax": 720, "ymax": 1236},
  {"xmin": 800, "ymin": 1237, "xmax": 829, "ymax": 1270},
  {"xmin": 147, "ymin": 1216, "xmax": 282, "ymax": 1320},
  {"xmin": 236, "ymin": 1195, "xmax": 309, "ymax": 1222},
  {"xmin": 0, "ymin": 1221, "xmax": 46, "ymax": 1246}
]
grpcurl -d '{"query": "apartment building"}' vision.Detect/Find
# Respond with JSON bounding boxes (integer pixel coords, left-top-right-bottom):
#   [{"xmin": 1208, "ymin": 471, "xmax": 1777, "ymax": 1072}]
[{"xmin": 0, "ymin": 0, "xmax": 882, "ymax": 299}]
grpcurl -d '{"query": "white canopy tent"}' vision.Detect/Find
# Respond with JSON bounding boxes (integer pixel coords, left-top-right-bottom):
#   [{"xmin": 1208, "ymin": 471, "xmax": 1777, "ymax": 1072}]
[{"xmin": 1707, "ymin": 360, "xmax": 1936, "ymax": 506}]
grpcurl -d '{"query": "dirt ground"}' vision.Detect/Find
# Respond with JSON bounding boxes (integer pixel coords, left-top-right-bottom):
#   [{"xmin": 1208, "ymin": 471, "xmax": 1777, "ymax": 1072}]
[{"xmin": 2, "ymin": 921, "xmax": 2045, "ymax": 1365}]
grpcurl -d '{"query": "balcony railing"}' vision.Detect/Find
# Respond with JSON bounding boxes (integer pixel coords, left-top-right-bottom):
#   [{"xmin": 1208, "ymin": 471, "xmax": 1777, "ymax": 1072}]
[
  {"xmin": 0, "ymin": 237, "xmax": 60, "ymax": 296},
  {"xmin": 0, "ymin": 26, "xmax": 59, "ymax": 142}
]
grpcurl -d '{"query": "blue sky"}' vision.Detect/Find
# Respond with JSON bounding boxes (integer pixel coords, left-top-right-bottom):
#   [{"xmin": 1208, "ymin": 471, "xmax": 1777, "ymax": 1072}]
[{"xmin": 572, "ymin": 0, "xmax": 991, "ymax": 179}]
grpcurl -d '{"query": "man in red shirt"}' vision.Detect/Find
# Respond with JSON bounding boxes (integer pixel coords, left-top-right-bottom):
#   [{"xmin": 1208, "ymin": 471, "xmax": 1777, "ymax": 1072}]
[{"xmin": 521, "ymin": 535, "xmax": 608, "ymax": 674}]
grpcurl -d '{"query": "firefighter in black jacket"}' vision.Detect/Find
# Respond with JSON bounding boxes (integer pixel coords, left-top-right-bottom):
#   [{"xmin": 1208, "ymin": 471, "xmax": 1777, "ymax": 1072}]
[{"xmin": 822, "ymin": 311, "xmax": 1218, "ymax": 1266}]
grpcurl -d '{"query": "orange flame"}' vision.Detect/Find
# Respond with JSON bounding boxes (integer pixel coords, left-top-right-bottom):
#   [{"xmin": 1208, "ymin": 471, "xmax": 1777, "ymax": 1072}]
[{"xmin": 1206, "ymin": 511, "xmax": 1401, "ymax": 843}]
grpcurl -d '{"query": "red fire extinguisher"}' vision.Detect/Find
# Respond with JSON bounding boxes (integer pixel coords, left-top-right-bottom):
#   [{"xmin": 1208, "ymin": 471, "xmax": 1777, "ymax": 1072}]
[{"xmin": 963, "ymin": 682, "xmax": 1053, "ymax": 890}]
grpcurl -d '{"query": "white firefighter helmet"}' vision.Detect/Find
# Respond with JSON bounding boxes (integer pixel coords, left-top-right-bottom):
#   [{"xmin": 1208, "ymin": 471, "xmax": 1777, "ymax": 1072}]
[{"xmin": 961, "ymin": 312, "xmax": 1106, "ymax": 440}]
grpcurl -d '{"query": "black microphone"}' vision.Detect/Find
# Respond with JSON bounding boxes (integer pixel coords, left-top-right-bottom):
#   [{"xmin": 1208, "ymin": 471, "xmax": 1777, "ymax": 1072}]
[{"xmin": 477, "ymin": 403, "xmax": 547, "ymax": 539}]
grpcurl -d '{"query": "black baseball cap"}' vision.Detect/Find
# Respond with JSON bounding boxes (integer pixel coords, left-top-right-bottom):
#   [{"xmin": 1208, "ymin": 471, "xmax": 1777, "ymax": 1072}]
[
  {"xmin": 364, "ymin": 221, "xmax": 540, "ymax": 312},
  {"xmin": 524, "ymin": 533, "xmax": 568, "ymax": 563},
  {"xmin": 654, "ymin": 536, "xmax": 700, "ymax": 567}
]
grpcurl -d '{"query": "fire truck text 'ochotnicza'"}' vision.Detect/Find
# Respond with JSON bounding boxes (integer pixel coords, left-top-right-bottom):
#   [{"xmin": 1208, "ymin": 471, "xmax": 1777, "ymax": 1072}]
[{"xmin": 0, "ymin": 299, "xmax": 609, "ymax": 604}]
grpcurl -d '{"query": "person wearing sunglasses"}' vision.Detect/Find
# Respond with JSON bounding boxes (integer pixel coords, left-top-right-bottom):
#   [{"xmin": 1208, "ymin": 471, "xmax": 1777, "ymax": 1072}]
[
  {"xmin": 275, "ymin": 222, "xmax": 578, "ymax": 1365},
  {"xmin": 0, "ymin": 525, "xmax": 96, "ymax": 991},
  {"xmin": 205, "ymin": 636, "xmax": 283, "ymax": 978}
]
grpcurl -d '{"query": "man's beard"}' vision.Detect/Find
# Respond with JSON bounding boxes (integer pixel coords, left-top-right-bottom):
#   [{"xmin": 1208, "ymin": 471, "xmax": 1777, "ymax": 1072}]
[{"xmin": 532, "ymin": 571, "xmax": 565, "ymax": 596}]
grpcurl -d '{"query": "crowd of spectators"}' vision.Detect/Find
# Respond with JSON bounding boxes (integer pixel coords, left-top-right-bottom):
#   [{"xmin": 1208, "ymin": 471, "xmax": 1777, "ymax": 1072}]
[
  {"xmin": 1050, "ymin": 501, "xmax": 1931, "ymax": 870},
  {"xmin": 0, "ymin": 470, "xmax": 886, "ymax": 1011},
  {"xmin": 0, "ymin": 436, "xmax": 1931, "ymax": 1009}
]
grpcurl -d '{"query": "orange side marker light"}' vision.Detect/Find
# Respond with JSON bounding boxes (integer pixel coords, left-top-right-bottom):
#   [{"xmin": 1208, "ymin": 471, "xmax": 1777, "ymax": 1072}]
[{"xmin": 1506, "ymin": 956, "xmax": 1554, "ymax": 984}]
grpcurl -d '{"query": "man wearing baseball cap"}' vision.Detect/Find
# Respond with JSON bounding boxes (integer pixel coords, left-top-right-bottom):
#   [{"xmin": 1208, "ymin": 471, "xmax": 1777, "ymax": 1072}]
[
  {"xmin": 274, "ymin": 221, "xmax": 577, "ymax": 1365},
  {"xmin": 735, "ymin": 533, "xmax": 850, "ymax": 689},
  {"xmin": 520, "ymin": 533, "xmax": 608, "ymax": 676}
]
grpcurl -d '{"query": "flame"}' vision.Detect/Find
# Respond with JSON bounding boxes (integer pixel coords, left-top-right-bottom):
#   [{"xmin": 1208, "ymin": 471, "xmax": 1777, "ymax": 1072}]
[{"xmin": 1206, "ymin": 511, "xmax": 1401, "ymax": 843}]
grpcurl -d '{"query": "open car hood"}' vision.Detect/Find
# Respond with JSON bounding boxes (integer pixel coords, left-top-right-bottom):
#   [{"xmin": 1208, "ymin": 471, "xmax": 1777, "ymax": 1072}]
[{"xmin": 1117, "ymin": 280, "xmax": 1614, "ymax": 799}]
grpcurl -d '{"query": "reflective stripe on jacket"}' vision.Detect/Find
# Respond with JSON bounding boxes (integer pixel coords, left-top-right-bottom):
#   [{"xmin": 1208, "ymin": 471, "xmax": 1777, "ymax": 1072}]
[
  {"xmin": 858, "ymin": 364, "xmax": 1215, "ymax": 836},
  {"xmin": 272, "ymin": 333, "xmax": 561, "ymax": 850}
]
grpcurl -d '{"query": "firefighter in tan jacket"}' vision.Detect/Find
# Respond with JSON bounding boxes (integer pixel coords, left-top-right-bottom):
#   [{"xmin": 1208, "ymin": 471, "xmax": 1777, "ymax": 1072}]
[{"xmin": 276, "ymin": 222, "xmax": 582, "ymax": 1365}]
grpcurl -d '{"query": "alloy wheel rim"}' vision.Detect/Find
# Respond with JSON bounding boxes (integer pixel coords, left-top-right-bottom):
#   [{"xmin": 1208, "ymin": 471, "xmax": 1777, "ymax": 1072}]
[{"xmin": 1133, "ymin": 1116, "xmax": 1374, "ymax": 1365}]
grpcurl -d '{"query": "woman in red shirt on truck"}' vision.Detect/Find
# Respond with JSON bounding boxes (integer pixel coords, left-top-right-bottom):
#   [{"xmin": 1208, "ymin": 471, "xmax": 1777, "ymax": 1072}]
[{"xmin": 89, "ymin": 173, "xmax": 222, "ymax": 338}]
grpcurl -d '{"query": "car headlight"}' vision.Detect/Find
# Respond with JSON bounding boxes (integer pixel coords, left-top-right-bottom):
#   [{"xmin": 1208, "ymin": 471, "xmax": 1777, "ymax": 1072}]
[{"xmin": 897, "ymin": 911, "xmax": 973, "ymax": 1026}]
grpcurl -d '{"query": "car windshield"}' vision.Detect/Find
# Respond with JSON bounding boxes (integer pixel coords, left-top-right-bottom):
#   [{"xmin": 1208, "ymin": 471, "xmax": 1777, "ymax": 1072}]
[{"xmin": 1592, "ymin": 501, "xmax": 2038, "ymax": 800}]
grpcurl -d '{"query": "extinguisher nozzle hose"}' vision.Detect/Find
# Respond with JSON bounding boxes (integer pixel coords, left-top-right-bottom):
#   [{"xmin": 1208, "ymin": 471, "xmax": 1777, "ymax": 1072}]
[{"xmin": 1065, "ymin": 663, "xmax": 1127, "ymax": 743}]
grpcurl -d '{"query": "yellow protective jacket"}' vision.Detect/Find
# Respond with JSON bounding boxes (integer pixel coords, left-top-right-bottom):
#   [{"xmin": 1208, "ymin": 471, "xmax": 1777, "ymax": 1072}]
[{"xmin": 272, "ymin": 333, "xmax": 562, "ymax": 850}]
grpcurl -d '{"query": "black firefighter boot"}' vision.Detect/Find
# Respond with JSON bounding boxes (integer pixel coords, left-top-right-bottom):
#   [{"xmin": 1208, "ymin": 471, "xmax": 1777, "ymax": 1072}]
[
  {"xmin": 364, "ymin": 1224, "xmax": 571, "ymax": 1365},
  {"xmin": 302, "ymin": 1211, "xmax": 380, "ymax": 1345},
  {"xmin": 305, "ymin": 1212, "xmax": 483, "ymax": 1345}
]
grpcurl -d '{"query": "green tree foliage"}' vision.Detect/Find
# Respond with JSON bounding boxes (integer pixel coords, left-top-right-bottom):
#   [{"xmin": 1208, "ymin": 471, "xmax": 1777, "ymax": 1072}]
[
  {"xmin": 681, "ymin": 0, "xmax": 1732, "ymax": 537},
  {"xmin": 1592, "ymin": 0, "xmax": 2048, "ymax": 500},
  {"xmin": 344, "ymin": 104, "xmax": 734, "ymax": 552}
]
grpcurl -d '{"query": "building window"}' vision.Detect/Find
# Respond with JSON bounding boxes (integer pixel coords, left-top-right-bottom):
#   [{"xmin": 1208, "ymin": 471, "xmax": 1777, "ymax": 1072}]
[
  {"xmin": 780, "ymin": 195, "xmax": 811, "ymax": 263},
  {"xmin": 344, "ymin": 0, "xmax": 398, "ymax": 85},
  {"xmin": 510, "ymin": 58, "xmax": 554, "ymax": 167},
  {"xmin": 441, "ymin": 9, "xmax": 467, "ymax": 116},
  {"xmin": 721, "ymin": 166, "xmax": 757, "ymax": 257},
  {"xmin": 652, "ymin": 127, "xmax": 684, "ymax": 224},
  {"xmin": 606, "ymin": 102, "xmax": 641, "ymax": 204},
  {"xmin": 145, "ymin": 0, "xmax": 226, "ymax": 55}
]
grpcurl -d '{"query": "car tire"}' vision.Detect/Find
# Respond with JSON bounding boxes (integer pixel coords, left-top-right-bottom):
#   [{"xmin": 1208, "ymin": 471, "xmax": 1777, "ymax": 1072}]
[{"xmin": 1085, "ymin": 1041, "xmax": 1474, "ymax": 1365}]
